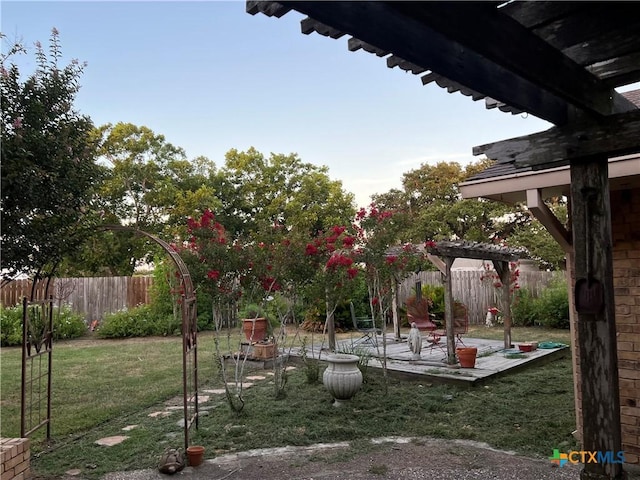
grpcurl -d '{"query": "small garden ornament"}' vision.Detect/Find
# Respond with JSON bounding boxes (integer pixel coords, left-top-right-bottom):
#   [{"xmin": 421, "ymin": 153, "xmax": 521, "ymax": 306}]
[
  {"xmin": 407, "ymin": 322, "xmax": 422, "ymax": 360},
  {"xmin": 158, "ymin": 447, "xmax": 185, "ymax": 474}
]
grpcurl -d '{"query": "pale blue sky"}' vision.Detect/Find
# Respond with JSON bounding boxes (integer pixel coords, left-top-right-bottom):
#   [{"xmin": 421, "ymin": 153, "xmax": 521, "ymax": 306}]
[{"xmin": 2, "ymin": 1, "xmax": 555, "ymax": 207}]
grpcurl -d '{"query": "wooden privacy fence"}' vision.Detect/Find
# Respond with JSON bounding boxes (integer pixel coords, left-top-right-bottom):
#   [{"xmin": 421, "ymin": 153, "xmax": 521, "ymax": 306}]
[
  {"xmin": 398, "ymin": 270, "xmax": 562, "ymax": 325},
  {"xmin": 1, "ymin": 276, "xmax": 153, "ymax": 322},
  {"xmin": 2, "ymin": 271, "xmax": 562, "ymax": 325}
]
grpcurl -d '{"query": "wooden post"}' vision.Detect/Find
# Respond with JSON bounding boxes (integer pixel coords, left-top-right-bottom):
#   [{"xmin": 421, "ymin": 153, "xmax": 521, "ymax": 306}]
[
  {"xmin": 571, "ymin": 156, "xmax": 624, "ymax": 480},
  {"xmin": 391, "ymin": 279, "xmax": 401, "ymax": 341},
  {"xmin": 493, "ymin": 260, "xmax": 512, "ymax": 349},
  {"xmin": 443, "ymin": 257, "xmax": 456, "ymax": 365}
]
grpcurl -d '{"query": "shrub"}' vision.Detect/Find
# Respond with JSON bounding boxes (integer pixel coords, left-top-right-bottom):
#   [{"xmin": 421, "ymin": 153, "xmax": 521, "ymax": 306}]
[
  {"xmin": 511, "ymin": 288, "xmax": 538, "ymax": 327},
  {"xmin": 97, "ymin": 304, "xmax": 180, "ymax": 338},
  {"xmin": 0, "ymin": 305, "xmax": 23, "ymax": 346},
  {"xmin": 422, "ymin": 284, "xmax": 445, "ymax": 321},
  {"xmin": 0, "ymin": 303, "xmax": 86, "ymax": 347},
  {"xmin": 536, "ymin": 278, "xmax": 570, "ymax": 329},
  {"xmin": 53, "ymin": 305, "xmax": 86, "ymax": 340}
]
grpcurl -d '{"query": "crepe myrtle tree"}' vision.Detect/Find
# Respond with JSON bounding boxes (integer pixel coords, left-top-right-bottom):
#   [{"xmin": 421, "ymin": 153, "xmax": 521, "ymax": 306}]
[{"xmin": 0, "ymin": 29, "xmax": 103, "ymax": 290}]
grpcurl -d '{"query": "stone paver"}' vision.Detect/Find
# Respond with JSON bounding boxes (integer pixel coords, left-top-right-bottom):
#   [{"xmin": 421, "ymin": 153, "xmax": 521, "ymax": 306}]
[
  {"xmin": 95, "ymin": 435, "xmax": 129, "ymax": 446},
  {"xmin": 148, "ymin": 411, "xmax": 171, "ymax": 418}
]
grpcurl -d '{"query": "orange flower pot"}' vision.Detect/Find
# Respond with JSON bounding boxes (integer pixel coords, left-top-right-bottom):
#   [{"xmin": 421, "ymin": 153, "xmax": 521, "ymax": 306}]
[
  {"xmin": 186, "ymin": 445, "xmax": 205, "ymax": 467},
  {"xmin": 242, "ymin": 318, "xmax": 268, "ymax": 342},
  {"xmin": 456, "ymin": 347, "xmax": 478, "ymax": 368}
]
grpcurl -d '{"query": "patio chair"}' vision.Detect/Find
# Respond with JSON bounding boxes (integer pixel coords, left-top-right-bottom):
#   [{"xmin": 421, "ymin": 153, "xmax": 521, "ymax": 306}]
[
  {"xmin": 405, "ymin": 296, "xmax": 438, "ymax": 332},
  {"xmin": 350, "ymin": 302, "xmax": 381, "ymax": 345},
  {"xmin": 433, "ymin": 302, "xmax": 468, "ymax": 347}
]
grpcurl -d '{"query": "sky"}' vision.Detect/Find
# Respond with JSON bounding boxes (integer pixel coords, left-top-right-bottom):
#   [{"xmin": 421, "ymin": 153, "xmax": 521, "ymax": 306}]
[{"xmin": 1, "ymin": 0, "xmax": 557, "ymax": 208}]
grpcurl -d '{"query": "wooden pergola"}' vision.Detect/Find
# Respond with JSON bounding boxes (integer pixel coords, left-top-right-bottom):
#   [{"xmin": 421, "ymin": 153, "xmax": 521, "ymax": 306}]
[
  {"xmin": 426, "ymin": 241, "xmax": 521, "ymax": 364},
  {"xmin": 246, "ymin": 3, "xmax": 640, "ymax": 478}
]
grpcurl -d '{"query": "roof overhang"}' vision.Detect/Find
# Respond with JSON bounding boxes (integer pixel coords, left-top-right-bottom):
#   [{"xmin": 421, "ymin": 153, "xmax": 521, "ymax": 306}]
[{"xmin": 460, "ymin": 153, "xmax": 640, "ymax": 204}]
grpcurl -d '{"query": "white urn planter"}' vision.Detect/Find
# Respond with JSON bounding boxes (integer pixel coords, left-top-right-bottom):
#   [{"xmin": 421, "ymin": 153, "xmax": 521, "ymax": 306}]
[{"xmin": 322, "ymin": 353, "xmax": 363, "ymax": 407}]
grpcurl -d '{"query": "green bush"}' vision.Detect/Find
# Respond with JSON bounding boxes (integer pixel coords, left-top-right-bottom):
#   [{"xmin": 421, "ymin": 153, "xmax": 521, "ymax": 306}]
[
  {"xmin": 536, "ymin": 278, "xmax": 570, "ymax": 329},
  {"xmin": 54, "ymin": 305, "xmax": 87, "ymax": 340},
  {"xmin": 0, "ymin": 303, "xmax": 86, "ymax": 347},
  {"xmin": 511, "ymin": 288, "xmax": 538, "ymax": 327},
  {"xmin": 0, "ymin": 305, "xmax": 23, "ymax": 346},
  {"xmin": 97, "ymin": 304, "xmax": 181, "ymax": 338},
  {"xmin": 511, "ymin": 278, "xmax": 570, "ymax": 329},
  {"xmin": 422, "ymin": 284, "xmax": 445, "ymax": 320}
]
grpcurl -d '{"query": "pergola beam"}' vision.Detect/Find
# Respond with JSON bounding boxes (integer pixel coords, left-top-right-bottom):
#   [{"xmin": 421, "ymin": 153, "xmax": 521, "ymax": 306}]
[{"xmin": 474, "ymin": 109, "xmax": 640, "ymax": 168}]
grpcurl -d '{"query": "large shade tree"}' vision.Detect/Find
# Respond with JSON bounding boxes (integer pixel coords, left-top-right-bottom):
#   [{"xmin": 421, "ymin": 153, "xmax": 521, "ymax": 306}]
[
  {"xmin": 219, "ymin": 147, "xmax": 356, "ymax": 237},
  {"xmin": 377, "ymin": 160, "xmax": 526, "ymax": 243},
  {"xmin": 59, "ymin": 124, "xmax": 222, "ymax": 276},
  {"xmin": 370, "ymin": 159, "xmax": 564, "ymax": 269},
  {"xmin": 0, "ymin": 30, "xmax": 103, "ymax": 286}
]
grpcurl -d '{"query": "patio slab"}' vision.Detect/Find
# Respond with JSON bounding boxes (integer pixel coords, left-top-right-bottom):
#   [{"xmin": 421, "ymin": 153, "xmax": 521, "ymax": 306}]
[{"xmin": 292, "ymin": 335, "xmax": 569, "ymax": 386}]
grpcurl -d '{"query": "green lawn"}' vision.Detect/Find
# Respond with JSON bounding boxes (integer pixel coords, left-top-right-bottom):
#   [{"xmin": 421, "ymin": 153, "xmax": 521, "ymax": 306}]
[{"xmin": 0, "ymin": 326, "xmax": 576, "ymax": 479}]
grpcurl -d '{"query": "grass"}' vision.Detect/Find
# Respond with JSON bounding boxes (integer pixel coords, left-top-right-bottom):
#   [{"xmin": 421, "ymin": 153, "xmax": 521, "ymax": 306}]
[
  {"xmin": 0, "ymin": 326, "xmax": 576, "ymax": 479},
  {"xmin": 466, "ymin": 325, "xmax": 572, "ymax": 345}
]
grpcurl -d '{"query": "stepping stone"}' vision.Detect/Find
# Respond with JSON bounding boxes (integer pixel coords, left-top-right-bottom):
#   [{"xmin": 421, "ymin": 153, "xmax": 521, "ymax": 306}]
[
  {"xmin": 122, "ymin": 425, "xmax": 138, "ymax": 431},
  {"xmin": 246, "ymin": 375, "xmax": 266, "ymax": 380},
  {"xmin": 188, "ymin": 395, "xmax": 210, "ymax": 404},
  {"xmin": 286, "ymin": 366, "xmax": 297, "ymax": 371},
  {"xmin": 65, "ymin": 469, "xmax": 82, "ymax": 476},
  {"xmin": 148, "ymin": 411, "xmax": 172, "ymax": 418},
  {"xmin": 203, "ymin": 389, "xmax": 226, "ymax": 394},
  {"xmin": 95, "ymin": 435, "xmax": 129, "ymax": 446}
]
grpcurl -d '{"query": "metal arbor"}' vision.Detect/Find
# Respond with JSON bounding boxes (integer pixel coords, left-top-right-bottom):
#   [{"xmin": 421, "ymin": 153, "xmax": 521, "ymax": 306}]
[
  {"xmin": 108, "ymin": 226, "xmax": 199, "ymax": 450},
  {"xmin": 20, "ymin": 226, "xmax": 200, "ymax": 450}
]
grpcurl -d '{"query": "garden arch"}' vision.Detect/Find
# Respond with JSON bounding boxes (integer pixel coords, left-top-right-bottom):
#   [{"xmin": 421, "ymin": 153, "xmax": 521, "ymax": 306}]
[
  {"xmin": 20, "ymin": 226, "xmax": 200, "ymax": 450},
  {"xmin": 107, "ymin": 226, "xmax": 199, "ymax": 450}
]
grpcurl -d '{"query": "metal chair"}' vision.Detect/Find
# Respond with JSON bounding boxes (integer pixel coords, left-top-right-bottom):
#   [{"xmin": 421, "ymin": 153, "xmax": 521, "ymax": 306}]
[
  {"xmin": 433, "ymin": 302, "xmax": 468, "ymax": 347},
  {"xmin": 350, "ymin": 302, "xmax": 381, "ymax": 345}
]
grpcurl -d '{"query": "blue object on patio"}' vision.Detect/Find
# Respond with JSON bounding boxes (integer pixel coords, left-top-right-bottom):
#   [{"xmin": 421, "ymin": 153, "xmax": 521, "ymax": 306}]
[
  {"xmin": 350, "ymin": 302, "xmax": 381, "ymax": 345},
  {"xmin": 538, "ymin": 342, "xmax": 568, "ymax": 349}
]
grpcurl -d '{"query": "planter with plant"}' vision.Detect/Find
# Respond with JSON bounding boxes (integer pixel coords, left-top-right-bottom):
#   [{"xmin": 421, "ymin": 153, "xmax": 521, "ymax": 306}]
[{"xmin": 239, "ymin": 303, "xmax": 269, "ymax": 342}]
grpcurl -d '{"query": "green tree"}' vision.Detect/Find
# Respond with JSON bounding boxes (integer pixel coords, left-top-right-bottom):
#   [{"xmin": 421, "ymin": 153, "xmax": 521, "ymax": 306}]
[
  {"xmin": 96, "ymin": 122, "xmax": 189, "ymax": 230},
  {"xmin": 219, "ymin": 148, "xmax": 356, "ymax": 237},
  {"xmin": 1, "ymin": 30, "xmax": 103, "ymax": 285},
  {"xmin": 372, "ymin": 159, "xmax": 529, "ymax": 244},
  {"xmin": 61, "ymin": 124, "xmax": 222, "ymax": 276}
]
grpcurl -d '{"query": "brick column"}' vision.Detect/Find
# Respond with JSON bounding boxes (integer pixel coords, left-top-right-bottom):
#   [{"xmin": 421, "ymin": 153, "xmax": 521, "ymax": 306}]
[{"xmin": 0, "ymin": 438, "xmax": 31, "ymax": 480}]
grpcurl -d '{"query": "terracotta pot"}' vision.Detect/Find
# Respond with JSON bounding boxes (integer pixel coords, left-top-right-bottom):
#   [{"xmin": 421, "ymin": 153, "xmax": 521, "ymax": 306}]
[
  {"xmin": 323, "ymin": 353, "xmax": 363, "ymax": 407},
  {"xmin": 456, "ymin": 347, "xmax": 478, "ymax": 368},
  {"xmin": 242, "ymin": 318, "xmax": 268, "ymax": 342},
  {"xmin": 186, "ymin": 445, "xmax": 205, "ymax": 467},
  {"xmin": 252, "ymin": 342, "xmax": 277, "ymax": 359}
]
